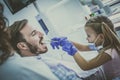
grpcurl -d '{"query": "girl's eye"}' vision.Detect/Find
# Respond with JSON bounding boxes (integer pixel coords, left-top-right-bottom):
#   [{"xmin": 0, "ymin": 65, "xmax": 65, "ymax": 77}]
[{"xmin": 87, "ymin": 34, "xmax": 90, "ymax": 37}]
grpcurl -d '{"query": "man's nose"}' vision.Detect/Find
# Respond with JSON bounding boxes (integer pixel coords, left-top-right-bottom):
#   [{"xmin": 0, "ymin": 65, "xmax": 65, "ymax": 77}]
[{"xmin": 37, "ymin": 31, "xmax": 44, "ymax": 37}]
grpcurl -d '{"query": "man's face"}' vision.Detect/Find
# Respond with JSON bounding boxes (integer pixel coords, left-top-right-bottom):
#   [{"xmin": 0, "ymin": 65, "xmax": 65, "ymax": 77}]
[{"xmin": 20, "ymin": 23, "xmax": 48, "ymax": 55}]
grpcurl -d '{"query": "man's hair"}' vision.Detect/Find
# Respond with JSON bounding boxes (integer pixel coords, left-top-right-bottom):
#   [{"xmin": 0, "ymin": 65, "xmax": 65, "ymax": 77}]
[{"xmin": 9, "ymin": 19, "xmax": 28, "ymax": 54}]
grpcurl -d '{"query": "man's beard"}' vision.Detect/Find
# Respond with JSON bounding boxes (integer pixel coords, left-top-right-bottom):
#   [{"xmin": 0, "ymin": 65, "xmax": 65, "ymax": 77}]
[
  {"xmin": 25, "ymin": 42, "xmax": 37, "ymax": 54},
  {"xmin": 25, "ymin": 42, "xmax": 47, "ymax": 55}
]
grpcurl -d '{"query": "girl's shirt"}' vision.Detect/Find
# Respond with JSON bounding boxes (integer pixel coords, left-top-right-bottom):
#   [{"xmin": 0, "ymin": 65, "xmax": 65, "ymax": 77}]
[{"xmin": 103, "ymin": 48, "xmax": 120, "ymax": 79}]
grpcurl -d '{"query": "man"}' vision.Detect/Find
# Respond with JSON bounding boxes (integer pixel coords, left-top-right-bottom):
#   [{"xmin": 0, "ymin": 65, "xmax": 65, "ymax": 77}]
[
  {"xmin": 8, "ymin": 19, "xmax": 87, "ymax": 80},
  {"xmin": 0, "ymin": 3, "xmax": 56, "ymax": 79},
  {"xmin": 0, "ymin": 19, "xmax": 59, "ymax": 80}
]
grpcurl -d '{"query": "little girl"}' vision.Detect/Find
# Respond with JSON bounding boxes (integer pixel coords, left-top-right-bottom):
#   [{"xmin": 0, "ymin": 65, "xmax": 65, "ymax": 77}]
[{"xmin": 51, "ymin": 15, "xmax": 120, "ymax": 80}]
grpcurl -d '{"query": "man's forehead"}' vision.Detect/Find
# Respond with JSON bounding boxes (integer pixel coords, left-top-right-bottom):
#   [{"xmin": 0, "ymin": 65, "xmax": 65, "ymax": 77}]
[{"xmin": 20, "ymin": 23, "xmax": 34, "ymax": 35}]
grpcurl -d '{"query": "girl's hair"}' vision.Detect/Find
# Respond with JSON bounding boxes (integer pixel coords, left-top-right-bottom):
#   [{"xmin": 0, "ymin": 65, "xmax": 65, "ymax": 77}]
[
  {"xmin": 101, "ymin": 22, "xmax": 120, "ymax": 55},
  {"xmin": 0, "ymin": 3, "xmax": 4, "ymax": 15},
  {"xmin": 85, "ymin": 15, "xmax": 116, "ymax": 34},
  {"xmin": 0, "ymin": 3, "xmax": 11, "ymax": 64},
  {"xmin": 85, "ymin": 16, "xmax": 120, "ymax": 55}
]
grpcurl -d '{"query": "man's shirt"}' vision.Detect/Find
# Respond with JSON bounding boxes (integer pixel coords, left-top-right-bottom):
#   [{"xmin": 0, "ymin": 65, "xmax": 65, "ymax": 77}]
[{"xmin": 0, "ymin": 52, "xmax": 59, "ymax": 80}]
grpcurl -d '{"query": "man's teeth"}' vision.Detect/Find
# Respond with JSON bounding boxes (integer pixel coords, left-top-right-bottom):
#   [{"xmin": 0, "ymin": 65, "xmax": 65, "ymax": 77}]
[
  {"xmin": 41, "ymin": 40, "xmax": 44, "ymax": 43},
  {"xmin": 41, "ymin": 40, "xmax": 45, "ymax": 44}
]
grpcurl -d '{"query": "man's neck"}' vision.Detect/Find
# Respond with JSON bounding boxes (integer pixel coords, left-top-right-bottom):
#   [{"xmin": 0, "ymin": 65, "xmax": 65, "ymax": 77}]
[{"xmin": 20, "ymin": 50, "xmax": 36, "ymax": 57}]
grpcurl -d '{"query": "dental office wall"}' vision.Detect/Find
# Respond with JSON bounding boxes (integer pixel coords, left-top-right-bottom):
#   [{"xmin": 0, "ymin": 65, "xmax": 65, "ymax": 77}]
[
  {"xmin": 1, "ymin": 0, "xmax": 42, "ymax": 32},
  {"xmin": 1, "ymin": 0, "xmax": 97, "ymax": 60}
]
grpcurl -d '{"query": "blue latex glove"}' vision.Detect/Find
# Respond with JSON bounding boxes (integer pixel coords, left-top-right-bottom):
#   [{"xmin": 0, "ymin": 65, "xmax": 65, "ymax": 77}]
[
  {"xmin": 50, "ymin": 37, "xmax": 67, "ymax": 49},
  {"xmin": 60, "ymin": 40, "xmax": 78, "ymax": 56}
]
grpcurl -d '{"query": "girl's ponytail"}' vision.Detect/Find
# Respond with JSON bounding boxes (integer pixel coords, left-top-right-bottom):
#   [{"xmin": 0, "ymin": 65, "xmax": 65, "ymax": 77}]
[{"xmin": 101, "ymin": 22, "xmax": 120, "ymax": 55}]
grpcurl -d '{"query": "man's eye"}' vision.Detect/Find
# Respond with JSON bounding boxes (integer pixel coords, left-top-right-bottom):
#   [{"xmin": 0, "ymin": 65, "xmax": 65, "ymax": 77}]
[{"xmin": 32, "ymin": 31, "xmax": 36, "ymax": 36}]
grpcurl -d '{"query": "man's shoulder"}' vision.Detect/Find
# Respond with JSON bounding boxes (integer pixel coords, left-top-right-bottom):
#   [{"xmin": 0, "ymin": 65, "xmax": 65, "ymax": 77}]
[{"xmin": 0, "ymin": 54, "xmax": 59, "ymax": 80}]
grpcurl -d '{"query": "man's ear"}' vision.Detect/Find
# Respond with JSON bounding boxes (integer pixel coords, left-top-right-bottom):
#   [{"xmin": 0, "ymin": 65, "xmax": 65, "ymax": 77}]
[{"xmin": 17, "ymin": 42, "xmax": 28, "ymax": 50}]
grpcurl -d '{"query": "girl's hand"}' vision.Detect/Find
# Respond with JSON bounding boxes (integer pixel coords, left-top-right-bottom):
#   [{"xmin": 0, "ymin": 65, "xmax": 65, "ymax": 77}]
[{"xmin": 50, "ymin": 37, "xmax": 67, "ymax": 49}]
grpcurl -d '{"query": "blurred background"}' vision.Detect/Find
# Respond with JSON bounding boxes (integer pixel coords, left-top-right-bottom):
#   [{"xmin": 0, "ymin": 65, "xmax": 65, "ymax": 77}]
[{"xmin": 0, "ymin": 0, "xmax": 120, "ymax": 60}]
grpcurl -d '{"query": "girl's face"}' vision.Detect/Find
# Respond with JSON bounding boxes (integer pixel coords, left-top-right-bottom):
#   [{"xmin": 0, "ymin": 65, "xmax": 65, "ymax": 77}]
[
  {"xmin": 85, "ymin": 27, "xmax": 98, "ymax": 43},
  {"xmin": 85, "ymin": 27, "xmax": 104, "ymax": 46}
]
